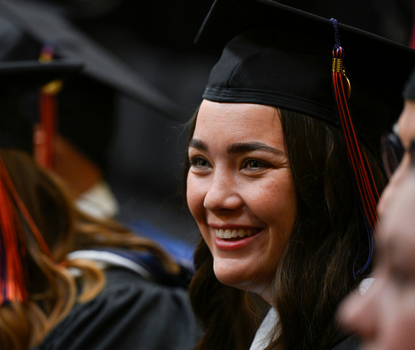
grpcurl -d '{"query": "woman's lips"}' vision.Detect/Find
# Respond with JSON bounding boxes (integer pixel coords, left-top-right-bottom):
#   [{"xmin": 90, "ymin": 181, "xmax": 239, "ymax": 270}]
[{"xmin": 212, "ymin": 227, "xmax": 263, "ymax": 250}]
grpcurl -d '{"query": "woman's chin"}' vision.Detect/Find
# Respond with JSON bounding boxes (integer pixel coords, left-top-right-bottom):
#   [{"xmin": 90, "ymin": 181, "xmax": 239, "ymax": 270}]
[
  {"xmin": 214, "ymin": 261, "xmax": 248, "ymax": 289},
  {"xmin": 213, "ymin": 259, "xmax": 269, "ymax": 296}
]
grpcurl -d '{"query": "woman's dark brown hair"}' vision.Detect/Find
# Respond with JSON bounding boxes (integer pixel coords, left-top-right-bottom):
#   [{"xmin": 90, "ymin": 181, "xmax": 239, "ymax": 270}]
[
  {"xmin": 184, "ymin": 107, "xmax": 386, "ymax": 350},
  {"xmin": 0, "ymin": 148, "xmax": 180, "ymax": 350}
]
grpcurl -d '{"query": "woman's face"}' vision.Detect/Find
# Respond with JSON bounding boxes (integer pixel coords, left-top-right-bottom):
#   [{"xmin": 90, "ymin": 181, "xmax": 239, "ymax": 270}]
[
  {"xmin": 186, "ymin": 100, "xmax": 297, "ymax": 303},
  {"xmin": 339, "ymin": 173, "xmax": 415, "ymax": 350}
]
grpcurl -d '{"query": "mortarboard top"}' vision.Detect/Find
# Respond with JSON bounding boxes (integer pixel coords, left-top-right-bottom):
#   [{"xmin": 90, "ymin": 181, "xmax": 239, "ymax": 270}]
[
  {"xmin": 195, "ymin": 0, "xmax": 415, "ymax": 155},
  {"xmin": 0, "ymin": 0, "xmax": 182, "ymax": 119},
  {"xmin": 0, "ymin": 60, "xmax": 82, "ymax": 152}
]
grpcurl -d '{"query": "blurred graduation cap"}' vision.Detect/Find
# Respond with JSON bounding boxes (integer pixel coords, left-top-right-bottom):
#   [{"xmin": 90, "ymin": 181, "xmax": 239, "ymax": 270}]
[
  {"xmin": 195, "ymin": 0, "xmax": 415, "ymax": 274},
  {"xmin": 0, "ymin": 0, "xmax": 180, "ymax": 118},
  {"xmin": 0, "ymin": 0, "xmax": 183, "ymax": 169},
  {"xmin": 0, "ymin": 59, "xmax": 81, "ymax": 306},
  {"xmin": 0, "ymin": 60, "xmax": 81, "ymax": 152}
]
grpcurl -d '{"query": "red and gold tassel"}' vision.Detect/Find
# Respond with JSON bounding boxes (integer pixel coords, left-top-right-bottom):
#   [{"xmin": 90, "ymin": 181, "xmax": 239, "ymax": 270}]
[{"xmin": 330, "ymin": 19, "xmax": 379, "ymax": 275}]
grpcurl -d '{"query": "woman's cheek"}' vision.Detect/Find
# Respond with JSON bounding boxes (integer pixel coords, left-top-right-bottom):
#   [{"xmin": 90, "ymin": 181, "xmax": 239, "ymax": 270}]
[{"xmin": 186, "ymin": 174, "xmax": 205, "ymax": 221}]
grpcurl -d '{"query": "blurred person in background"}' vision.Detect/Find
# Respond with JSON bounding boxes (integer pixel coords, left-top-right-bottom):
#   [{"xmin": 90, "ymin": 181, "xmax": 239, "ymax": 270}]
[
  {"xmin": 0, "ymin": 59, "xmax": 200, "ymax": 350},
  {"xmin": 0, "ymin": 0, "xmax": 181, "ymax": 220},
  {"xmin": 0, "ymin": 0, "xmax": 197, "ymax": 265},
  {"xmin": 338, "ymin": 68, "xmax": 415, "ymax": 350}
]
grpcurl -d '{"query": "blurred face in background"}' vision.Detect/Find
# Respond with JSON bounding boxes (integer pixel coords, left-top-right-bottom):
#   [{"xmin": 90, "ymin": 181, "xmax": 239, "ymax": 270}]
[
  {"xmin": 378, "ymin": 100, "xmax": 415, "ymax": 217},
  {"xmin": 338, "ymin": 99, "xmax": 415, "ymax": 350},
  {"xmin": 186, "ymin": 100, "xmax": 297, "ymax": 303}
]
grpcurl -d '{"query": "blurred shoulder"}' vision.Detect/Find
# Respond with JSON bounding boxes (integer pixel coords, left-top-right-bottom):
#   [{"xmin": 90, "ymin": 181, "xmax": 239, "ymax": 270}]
[{"xmin": 33, "ymin": 267, "xmax": 200, "ymax": 350}]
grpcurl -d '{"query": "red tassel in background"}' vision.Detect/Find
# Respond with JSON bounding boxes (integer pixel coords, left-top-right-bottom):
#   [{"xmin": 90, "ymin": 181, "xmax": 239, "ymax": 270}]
[
  {"xmin": 36, "ymin": 45, "xmax": 62, "ymax": 169},
  {"xmin": 0, "ymin": 156, "xmax": 28, "ymax": 305}
]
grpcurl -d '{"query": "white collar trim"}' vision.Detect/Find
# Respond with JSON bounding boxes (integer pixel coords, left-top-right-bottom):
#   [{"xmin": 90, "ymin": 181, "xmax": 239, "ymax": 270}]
[{"xmin": 67, "ymin": 250, "xmax": 151, "ymax": 280}]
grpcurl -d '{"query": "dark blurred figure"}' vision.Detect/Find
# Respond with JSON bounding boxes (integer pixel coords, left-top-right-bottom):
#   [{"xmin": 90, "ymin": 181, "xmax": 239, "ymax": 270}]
[
  {"xmin": 0, "ymin": 59, "xmax": 201, "ymax": 350},
  {"xmin": 0, "ymin": 4, "xmax": 202, "ymax": 348},
  {"xmin": 338, "ymin": 67, "xmax": 415, "ymax": 350}
]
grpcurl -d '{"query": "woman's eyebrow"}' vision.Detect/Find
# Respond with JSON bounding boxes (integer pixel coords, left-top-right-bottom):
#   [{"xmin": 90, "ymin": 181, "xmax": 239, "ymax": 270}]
[
  {"xmin": 227, "ymin": 142, "xmax": 285, "ymax": 156},
  {"xmin": 189, "ymin": 138, "xmax": 208, "ymax": 151}
]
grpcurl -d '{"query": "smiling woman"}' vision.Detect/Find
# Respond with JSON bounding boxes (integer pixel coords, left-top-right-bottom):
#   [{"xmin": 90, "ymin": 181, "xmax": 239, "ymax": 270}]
[
  {"xmin": 183, "ymin": 0, "xmax": 415, "ymax": 350},
  {"xmin": 187, "ymin": 102, "xmax": 296, "ymax": 301}
]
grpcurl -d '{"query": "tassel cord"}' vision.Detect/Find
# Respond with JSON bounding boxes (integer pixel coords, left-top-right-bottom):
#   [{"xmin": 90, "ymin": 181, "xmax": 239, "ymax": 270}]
[{"xmin": 330, "ymin": 18, "xmax": 382, "ymax": 275}]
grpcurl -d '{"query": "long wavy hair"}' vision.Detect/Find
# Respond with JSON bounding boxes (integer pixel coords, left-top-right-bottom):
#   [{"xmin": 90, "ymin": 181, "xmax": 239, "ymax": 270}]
[
  {"xmin": 0, "ymin": 148, "xmax": 180, "ymax": 350},
  {"xmin": 184, "ymin": 107, "xmax": 387, "ymax": 350}
]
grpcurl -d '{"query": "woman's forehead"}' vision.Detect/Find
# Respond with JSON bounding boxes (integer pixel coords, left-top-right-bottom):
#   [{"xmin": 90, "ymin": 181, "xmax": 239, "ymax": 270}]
[
  {"xmin": 194, "ymin": 101, "xmax": 284, "ymax": 144},
  {"xmin": 196, "ymin": 100, "xmax": 277, "ymax": 127}
]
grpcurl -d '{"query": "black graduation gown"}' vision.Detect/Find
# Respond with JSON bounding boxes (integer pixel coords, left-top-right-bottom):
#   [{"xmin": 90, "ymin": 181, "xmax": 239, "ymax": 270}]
[{"xmin": 31, "ymin": 267, "xmax": 201, "ymax": 350}]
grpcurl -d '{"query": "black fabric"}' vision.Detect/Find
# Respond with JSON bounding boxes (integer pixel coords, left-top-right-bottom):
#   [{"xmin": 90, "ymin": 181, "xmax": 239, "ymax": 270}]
[
  {"xmin": 56, "ymin": 76, "xmax": 115, "ymax": 169},
  {"xmin": 403, "ymin": 68, "xmax": 415, "ymax": 100},
  {"xmin": 31, "ymin": 267, "xmax": 201, "ymax": 350},
  {"xmin": 331, "ymin": 335, "xmax": 360, "ymax": 350},
  {"xmin": 275, "ymin": 0, "xmax": 414, "ymax": 45},
  {"xmin": 197, "ymin": 0, "xmax": 415, "ymax": 155},
  {"xmin": 0, "ymin": 97, "xmax": 34, "ymax": 151}
]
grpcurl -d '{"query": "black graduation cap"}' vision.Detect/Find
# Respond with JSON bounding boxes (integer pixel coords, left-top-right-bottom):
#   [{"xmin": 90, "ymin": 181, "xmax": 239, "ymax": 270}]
[
  {"xmin": 196, "ymin": 0, "xmax": 415, "ymax": 155},
  {"xmin": 0, "ymin": 60, "xmax": 81, "ymax": 152}
]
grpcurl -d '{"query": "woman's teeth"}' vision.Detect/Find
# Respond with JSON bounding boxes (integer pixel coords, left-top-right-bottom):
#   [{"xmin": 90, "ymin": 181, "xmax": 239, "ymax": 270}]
[{"xmin": 214, "ymin": 228, "xmax": 258, "ymax": 239}]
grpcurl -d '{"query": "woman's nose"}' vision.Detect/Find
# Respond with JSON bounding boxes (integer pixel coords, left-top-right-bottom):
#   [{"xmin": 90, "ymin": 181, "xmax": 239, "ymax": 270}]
[{"xmin": 203, "ymin": 171, "xmax": 243, "ymax": 212}]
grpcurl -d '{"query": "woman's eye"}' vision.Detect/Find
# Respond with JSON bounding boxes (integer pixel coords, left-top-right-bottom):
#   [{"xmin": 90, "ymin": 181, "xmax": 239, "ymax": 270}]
[
  {"xmin": 190, "ymin": 156, "xmax": 210, "ymax": 168},
  {"xmin": 242, "ymin": 159, "xmax": 270, "ymax": 170}
]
